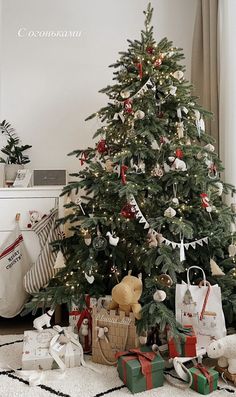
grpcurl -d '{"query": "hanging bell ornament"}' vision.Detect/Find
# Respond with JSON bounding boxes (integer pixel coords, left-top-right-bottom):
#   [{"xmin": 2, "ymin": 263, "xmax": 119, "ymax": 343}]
[{"xmin": 172, "ymin": 197, "xmax": 179, "ymax": 205}]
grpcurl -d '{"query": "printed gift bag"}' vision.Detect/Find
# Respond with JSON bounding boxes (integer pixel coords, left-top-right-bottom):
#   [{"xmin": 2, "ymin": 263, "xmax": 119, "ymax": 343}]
[{"xmin": 175, "ymin": 266, "xmax": 226, "ymax": 349}]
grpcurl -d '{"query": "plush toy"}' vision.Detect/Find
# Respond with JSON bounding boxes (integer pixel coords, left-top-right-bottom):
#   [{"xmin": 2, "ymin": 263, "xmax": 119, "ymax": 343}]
[
  {"xmin": 27, "ymin": 210, "xmax": 46, "ymax": 228},
  {"xmin": 109, "ymin": 270, "xmax": 142, "ymax": 319},
  {"xmin": 168, "ymin": 156, "xmax": 187, "ymax": 171},
  {"xmin": 207, "ymin": 334, "xmax": 236, "ymax": 374}
]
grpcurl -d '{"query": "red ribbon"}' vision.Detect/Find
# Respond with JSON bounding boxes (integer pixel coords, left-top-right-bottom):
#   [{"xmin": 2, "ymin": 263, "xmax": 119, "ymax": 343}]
[
  {"xmin": 80, "ymin": 152, "xmax": 88, "ymax": 166},
  {"xmin": 193, "ymin": 364, "xmax": 213, "ymax": 392},
  {"xmin": 69, "ymin": 310, "xmax": 80, "ymax": 316},
  {"xmin": 116, "ymin": 348, "xmax": 155, "ymax": 390},
  {"xmin": 121, "ymin": 165, "xmax": 128, "ymax": 185},
  {"xmin": 175, "ymin": 148, "xmax": 183, "ymax": 159},
  {"xmin": 136, "ymin": 62, "xmax": 143, "ymax": 79}
]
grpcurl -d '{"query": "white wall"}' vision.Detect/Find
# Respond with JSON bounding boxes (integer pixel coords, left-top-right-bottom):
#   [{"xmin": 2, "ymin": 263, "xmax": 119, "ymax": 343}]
[{"xmin": 0, "ymin": 0, "xmax": 197, "ymax": 174}]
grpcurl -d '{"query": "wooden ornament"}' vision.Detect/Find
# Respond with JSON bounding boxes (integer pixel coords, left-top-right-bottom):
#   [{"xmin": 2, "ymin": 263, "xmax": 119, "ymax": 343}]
[
  {"xmin": 54, "ymin": 250, "xmax": 66, "ymax": 269},
  {"xmin": 164, "ymin": 207, "xmax": 176, "ymax": 218},
  {"xmin": 157, "ymin": 274, "xmax": 173, "ymax": 287},
  {"xmin": 210, "ymin": 258, "xmax": 225, "ymax": 276}
]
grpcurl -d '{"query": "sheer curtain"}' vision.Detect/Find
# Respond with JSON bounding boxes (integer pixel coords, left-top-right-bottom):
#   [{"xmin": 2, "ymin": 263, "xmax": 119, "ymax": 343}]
[
  {"xmin": 219, "ymin": 1, "xmax": 236, "ymax": 188},
  {"xmin": 191, "ymin": 0, "xmax": 219, "ymax": 152}
]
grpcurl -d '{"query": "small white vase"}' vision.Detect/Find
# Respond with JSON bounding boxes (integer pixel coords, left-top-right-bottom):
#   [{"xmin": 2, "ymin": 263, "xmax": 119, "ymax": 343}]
[{"xmin": 5, "ymin": 164, "xmax": 24, "ymax": 184}]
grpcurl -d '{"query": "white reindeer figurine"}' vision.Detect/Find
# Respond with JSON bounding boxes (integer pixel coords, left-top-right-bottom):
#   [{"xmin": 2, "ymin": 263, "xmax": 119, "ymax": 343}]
[{"xmin": 33, "ymin": 309, "xmax": 54, "ymax": 331}]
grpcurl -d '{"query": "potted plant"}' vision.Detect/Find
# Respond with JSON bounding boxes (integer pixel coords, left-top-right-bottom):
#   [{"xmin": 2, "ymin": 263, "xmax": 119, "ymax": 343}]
[{"xmin": 0, "ymin": 120, "xmax": 32, "ymax": 184}]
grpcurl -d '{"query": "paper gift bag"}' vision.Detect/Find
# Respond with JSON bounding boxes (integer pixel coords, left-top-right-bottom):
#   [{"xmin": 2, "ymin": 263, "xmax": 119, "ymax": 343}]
[{"xmin": 175, "ymin": 266, "xmax": 226, "ymax": 349}]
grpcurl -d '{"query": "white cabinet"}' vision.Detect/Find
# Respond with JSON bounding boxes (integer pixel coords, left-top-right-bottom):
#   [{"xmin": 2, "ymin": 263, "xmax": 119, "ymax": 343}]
[{"xmin": 0, "ymin": 186, "xmax": 64, "ymax": 262}]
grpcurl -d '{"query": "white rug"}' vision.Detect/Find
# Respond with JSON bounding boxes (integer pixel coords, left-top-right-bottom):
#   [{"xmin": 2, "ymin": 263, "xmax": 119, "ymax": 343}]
[{"xmin": 0, "ymin": 334, "xmax": 235, "ymax": 397}]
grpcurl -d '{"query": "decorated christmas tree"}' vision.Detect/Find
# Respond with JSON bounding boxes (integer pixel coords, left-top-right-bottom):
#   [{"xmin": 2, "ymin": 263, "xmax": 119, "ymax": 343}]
[{"xmin": 26, "ymin": 4, "xmax": 236, "ymax": 335}]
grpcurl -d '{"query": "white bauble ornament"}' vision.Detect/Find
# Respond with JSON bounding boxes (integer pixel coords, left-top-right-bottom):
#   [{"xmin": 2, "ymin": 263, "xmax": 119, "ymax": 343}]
[
  {"xmin": 153, "ymin": 290, "xmax": 166, "ymax": 302},
  {"xmin": 173, "ymin": 70, "xmax": 184, "ymax": 80},
  {"xmin": 134, "ymin": 110, "xmax": 145, "ymax": 119},
  {"xmin": 172, "ymin": 197, "xmax": 179, "ymax": 205},
  {"xmin": 206, "ymin": 206, "xmax": 212, "ymax": 213},
  {"xmin": 164, "ymin": 207, "xmax": 176, "ymax": 218},
  {"xmin": 204, "ymin": 143, "xmax": 215, "ymax": 152},
  {"xmin": 120, "ymin": 89, "xmax": 130, "ymax": 99}
]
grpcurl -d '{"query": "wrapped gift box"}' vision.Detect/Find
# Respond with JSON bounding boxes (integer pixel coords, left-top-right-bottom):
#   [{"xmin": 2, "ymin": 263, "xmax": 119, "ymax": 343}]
[
  {"xmin": 189, "ymin": 364, "xmax": 219, "ymax": 395},
  {"xmin": 22, "ymin": 327, "xmax": 82, "ymax": 370},
  {"xmin": 116, "ymin": 346, "xmax": 165, "ymax": 394},
  {"xmin": 167, "ymin": 325, "xmax": 197, "ymax": 358}
]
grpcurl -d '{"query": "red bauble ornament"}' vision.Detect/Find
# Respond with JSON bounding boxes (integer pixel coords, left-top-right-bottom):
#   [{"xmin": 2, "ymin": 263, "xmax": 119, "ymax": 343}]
[
  {"xmin": 124, "ymin": 99, "xmax": 133, "ymax": 114},
  {"xmin": 154, "ymin": 58, "xmax": 162, "ymax": 68},
  {"xmin": 97, "ymin": 139, "xmax": 107, "ymax": 154},
  {"xmin": 146, "ymin": 46, "xmax": 154, "ymax": 54},
  {"xmin": 175, "ymin": 148, "xmax": 183, "ymax": 159},
  {"xmin": 136, "ymin": 62, "xmax": 143, "ymax": 79},
  {"xmin": 120, "ymin": 203, "xmax": 136, "ymax": 219}
]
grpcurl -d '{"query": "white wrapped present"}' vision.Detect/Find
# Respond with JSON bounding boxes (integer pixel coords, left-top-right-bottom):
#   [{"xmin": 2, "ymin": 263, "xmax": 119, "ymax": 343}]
[{"xmin": 22, "ymin": 326, "xmax": 84, "ymax": 371}]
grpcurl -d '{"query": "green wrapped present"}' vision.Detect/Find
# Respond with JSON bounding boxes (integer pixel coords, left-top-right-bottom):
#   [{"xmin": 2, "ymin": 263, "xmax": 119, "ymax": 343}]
[
  {"xmin": 189, "ymin": 364, "xmax": 219, "ymax": 395},
  {"xmin": 116, "ymin": 346, "xmax": 165, "ymax": 394}
]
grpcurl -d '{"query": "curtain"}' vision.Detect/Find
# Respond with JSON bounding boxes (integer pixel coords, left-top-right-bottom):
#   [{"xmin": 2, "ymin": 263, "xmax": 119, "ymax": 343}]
[
  {"xmin": 218, "ymin": 1, "xmax": 236, "ymax": 189},
  {"xmin": 191, "ymin": 0, "xmax": 219, "ymax": 152}
]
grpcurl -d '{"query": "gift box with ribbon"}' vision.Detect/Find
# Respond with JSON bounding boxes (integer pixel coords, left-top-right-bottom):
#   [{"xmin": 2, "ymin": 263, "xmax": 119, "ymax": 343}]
[
  {"xmin": 22, "ymin": 326, "xmax": 84, "ymax": 371},
  {"xmin": 116, "ymin": 347, "xmax": 165, "ymax": 394},
  {"xmin": 189, "ymin": 364, "xmax": 219, "ymax": 394},
  {"xmin": 167, "ymin": 325, "xmax": 197, "ymax": 358}
]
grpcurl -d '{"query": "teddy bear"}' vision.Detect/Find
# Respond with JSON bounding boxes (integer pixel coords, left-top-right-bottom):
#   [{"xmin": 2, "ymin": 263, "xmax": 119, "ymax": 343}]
[
  {"xmin": 206, "ymin": 334, "xmax": 236, "ymax": 374},
  {"xmin": 109, "ymin": 270, "xmax": 142, "ymax": 319}
]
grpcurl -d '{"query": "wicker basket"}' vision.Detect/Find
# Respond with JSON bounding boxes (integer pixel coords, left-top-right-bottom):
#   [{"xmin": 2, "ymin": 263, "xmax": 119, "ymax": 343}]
[{"xmin": 92, "ymin": 307, "xmax": 139, "ymax": 365}]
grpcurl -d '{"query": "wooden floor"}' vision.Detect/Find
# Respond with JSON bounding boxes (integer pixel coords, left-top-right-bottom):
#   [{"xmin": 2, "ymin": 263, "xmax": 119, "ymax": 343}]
[
  {"xmin": 0, "ymin": 306, "xmax": 68, "ymax": 335},
  {"xmin": 0, "ymin": 314, "xmax": 35, "ymax": 335}
]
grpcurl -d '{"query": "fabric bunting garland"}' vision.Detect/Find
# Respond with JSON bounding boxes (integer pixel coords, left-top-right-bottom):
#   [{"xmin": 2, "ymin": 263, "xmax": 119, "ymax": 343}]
[{"xmin": 129, "ymin": 194, "xmax": 208, "ymax": 260}]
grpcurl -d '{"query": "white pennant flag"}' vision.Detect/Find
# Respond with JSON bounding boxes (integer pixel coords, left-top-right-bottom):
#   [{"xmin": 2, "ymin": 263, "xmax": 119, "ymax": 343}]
[
  {"xmin": 191, "ymin": 242, "xmax": 196, "ymax": 249},
  {"xmin": 144, "ymin": 222, "xmax": 150, "ymax": 229},
  {"xmin": 139, "ymin": 217, "xmax": 146, "ymax": 223},
  {"xmin": 165, "ymin": 240, "xmax": 171, "ymax": 246},
  {"xmin": 197, "ymin": 240, "xmax": 203, "ymax": 247},
  {"xmin": 185, "ymin": 243, "xmax": 190, "ymax": 250},
  {"xmin": 172, "ymin": 242, "xmax": 177, "ymax": 249},
  {"xmin": 203, "ymin": 237, "xmax": 208, "ymax": 244}
]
